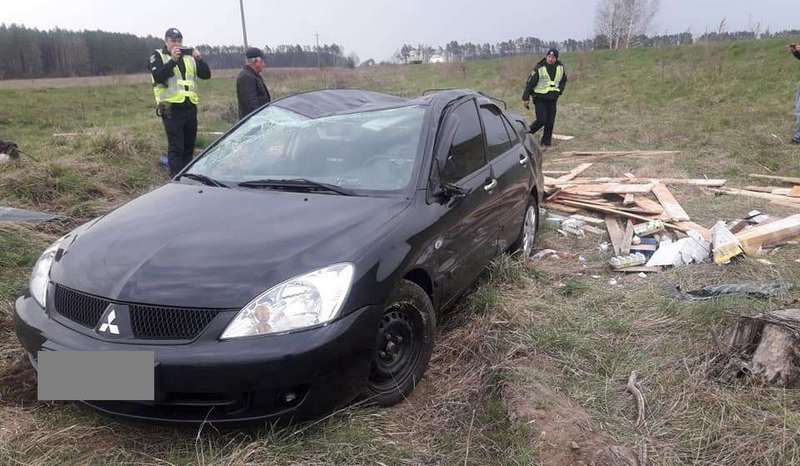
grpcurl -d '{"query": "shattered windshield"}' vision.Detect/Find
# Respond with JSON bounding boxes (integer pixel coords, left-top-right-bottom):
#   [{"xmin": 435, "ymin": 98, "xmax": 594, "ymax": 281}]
[{"xmin": 188, "ymin": 105, "xmax": 427, "ymax": 192}]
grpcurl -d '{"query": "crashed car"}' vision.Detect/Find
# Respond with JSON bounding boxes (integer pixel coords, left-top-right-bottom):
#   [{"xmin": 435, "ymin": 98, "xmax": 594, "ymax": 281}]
[{"xmin": 14, "ymin": 89, "xmax": 543, "ymax": 423}]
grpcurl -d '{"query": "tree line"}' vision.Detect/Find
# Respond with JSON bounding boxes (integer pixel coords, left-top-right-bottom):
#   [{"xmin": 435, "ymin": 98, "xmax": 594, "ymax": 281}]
[{"xmin": 0, "ymin": 24, "xmax": 357, "ymax": 79}]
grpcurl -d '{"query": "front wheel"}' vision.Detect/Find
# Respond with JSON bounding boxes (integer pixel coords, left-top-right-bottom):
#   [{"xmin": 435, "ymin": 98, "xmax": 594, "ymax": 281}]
[{"xmin": 363, "ymin": 279, "xmax": 435, "ymax": 406}]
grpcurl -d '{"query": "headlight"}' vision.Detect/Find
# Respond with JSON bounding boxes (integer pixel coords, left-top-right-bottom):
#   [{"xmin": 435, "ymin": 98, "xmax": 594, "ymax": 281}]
[
  {"xmin": 30, "ymin": 237, "xmax": 66, "ymax": 308},
  {"xmin": 220, "ymin": 263, "xmax": 355, "ymax": 339}
]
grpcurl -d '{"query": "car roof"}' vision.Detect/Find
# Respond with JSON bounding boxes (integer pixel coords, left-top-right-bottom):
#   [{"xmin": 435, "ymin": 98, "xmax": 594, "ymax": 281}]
[{"xmin": 272, "ymin": 88, "xmax": 481, "ymax": 119}]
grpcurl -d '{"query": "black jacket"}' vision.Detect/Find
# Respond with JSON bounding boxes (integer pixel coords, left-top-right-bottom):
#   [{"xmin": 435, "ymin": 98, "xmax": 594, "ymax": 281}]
[
  {"xmin": 236, "ymin": 66, "xmax": 271, "ymax": 119},
  {"xmin": 522, "ymin": 59, "xmax": 568, "ymax": 102},
  {"xmin": 149, "ymin": 47, "xmax": 211, "ymax": 104}
]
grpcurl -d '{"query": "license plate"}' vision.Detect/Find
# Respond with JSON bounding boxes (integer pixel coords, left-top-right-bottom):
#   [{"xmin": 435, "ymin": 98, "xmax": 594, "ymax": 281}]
[{"xmin": 37, "ymin": 351, "xmax": 154, "ymax": 401}]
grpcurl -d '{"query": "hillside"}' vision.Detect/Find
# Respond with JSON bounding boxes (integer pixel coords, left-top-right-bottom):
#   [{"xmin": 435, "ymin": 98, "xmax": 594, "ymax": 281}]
[{"xmin": 1, "ymin": 39, "xmax": 799, "ymax": 465}]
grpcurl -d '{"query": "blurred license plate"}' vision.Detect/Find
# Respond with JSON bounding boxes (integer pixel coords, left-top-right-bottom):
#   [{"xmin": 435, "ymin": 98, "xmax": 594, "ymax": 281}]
[{"xmin": 37, "ymin": 351, "xmax": 154, "ymax": 401}]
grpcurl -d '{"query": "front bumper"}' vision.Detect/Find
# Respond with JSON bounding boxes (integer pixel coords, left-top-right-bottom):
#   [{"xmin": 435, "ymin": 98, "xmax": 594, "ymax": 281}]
[{"xmin": 14, "ymin": 295, "xmax": 383, "ymax": 423}]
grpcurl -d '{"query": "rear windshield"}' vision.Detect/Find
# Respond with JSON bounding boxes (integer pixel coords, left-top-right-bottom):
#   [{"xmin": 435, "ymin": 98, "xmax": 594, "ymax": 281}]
[{"xmin": 188, "ymin": 105, "xmax": 427, "ymax": 193}]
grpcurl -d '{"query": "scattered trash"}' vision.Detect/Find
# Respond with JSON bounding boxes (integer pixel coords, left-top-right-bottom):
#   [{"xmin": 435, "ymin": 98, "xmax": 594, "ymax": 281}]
[
  {"xmin": 608, "ymin": 279, "xmax": 618, "ymax": 286},
  {"xmin": 633, "ymin": 220, "xmax": 664, "ymax": 237},
  {"xmin": 598, "ymin": 242, "xmax": 610, "ymax": 252},
  {"xmin": 609, "ymin": 252, "xmax": 646, "ymax": 269},
  {"xmin": 0, "ymin": 207, "xmax": 62, "ymax": 224},
  {"xmin": 637, "ymin": 272, "xmax": 648, "ymax": 278},
  {"xmin": 666, "ymin": 281, "xmax": 792, "ymax": 301},
  {"xmin": 711, "ymin": 221, "xmax": 743, "ymax": 264},
  {"xmin": 646, "ymin": 230, "xmax": 710, "ymax": 267}
]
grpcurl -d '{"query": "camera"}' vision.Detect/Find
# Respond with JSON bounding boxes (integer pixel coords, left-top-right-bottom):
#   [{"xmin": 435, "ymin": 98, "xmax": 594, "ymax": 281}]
[{"xmin": 178, "ymin": 47, "xmax": 194, "ymax": 56}]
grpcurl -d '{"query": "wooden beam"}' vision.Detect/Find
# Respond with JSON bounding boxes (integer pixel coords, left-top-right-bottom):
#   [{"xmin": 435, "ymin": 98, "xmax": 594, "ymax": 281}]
[
  {"xmin": 554, "ymin": 163, "xmax": 593, "ymax": 183},
  {"xmin": 652, "ymin": 183, "xmax": 690, "ymax": 222},
  {"xmin": 605, "ymin": 216, "xmax": 625, "ymax": 256},
  {"xmin": 560, "ymin": 150, "xmax": 681, "ymax": 157},
  {"xmin": 621, "ymin": 220, "xmax": 635, "ymax": 255},
  {"xmin": 553, "ymin": 177, "xmax": 726, "ymax": 187},
  {"xmin": 571, "ymin": 214, "xmax": 605, "ymax": 225},
  {"xmin": 710, "ymin": 188, "xmax": 800, "ymax": 204},
  {"xmin": 749, "ymin": 174, "xmax": 800, "ymax": 185},
  {"xmin": 622, "ymin": 193, "xmax": 635, "ymax": 206},
  {"xmin": 560, "ymin": 200, "xmax": 686, "ymax": 232},
  {"xmin": 790, "ymin": 186, "xmax": 800, "ymax": 198},
  {"xmin": 563, "ymin": 183, "xmax": 655, "ymax": 195},
  {"xmin": 633, "ymin": 196, "xmax": 665, "ymax": 215},
  {"xmin": 735, "ymin": 214, "xmax": 800, "ymax": 255}
]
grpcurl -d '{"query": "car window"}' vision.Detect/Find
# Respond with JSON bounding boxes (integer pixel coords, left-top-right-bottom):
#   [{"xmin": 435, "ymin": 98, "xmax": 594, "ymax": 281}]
[
  {"xmin": 440, "ymin": 100, "xmax": 486, "ymax": 183},
  {"xmin": 479, "ymin": 105, "xmax": 513, "ymax": 160},
  {"xmin": 188, "ymin": 105, "xmax": 426, "ymax": 192},
  {"xmin": 501, "ymin": 114, "xmax": 521, "ymax": 145}
]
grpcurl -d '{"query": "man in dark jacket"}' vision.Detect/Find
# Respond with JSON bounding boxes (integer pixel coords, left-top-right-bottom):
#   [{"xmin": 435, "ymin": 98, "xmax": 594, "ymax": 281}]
[
  {"xmin": 522, "ymin": 48, "xmax": 567, "ymax": 148},
  {"xmin": 791, "ymin": 44, "xmax": 800, "ymax": 144},
  {"xmin": 150, "ymin": 28, "xmax": 211, "ymax": 176},
  {"xmin": 236, "ymin": 47, "xmax": 271, "ymax": 120}
]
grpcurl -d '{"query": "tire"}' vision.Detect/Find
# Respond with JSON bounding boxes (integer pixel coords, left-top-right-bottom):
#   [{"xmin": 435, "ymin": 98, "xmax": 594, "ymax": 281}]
[
  {"xmin": 363, "ymin": 279, "xmax": 436, "ymax": 407},
  {"xmin": 509, "ymin": 195, "xmax": 539, "ymax": 259}
]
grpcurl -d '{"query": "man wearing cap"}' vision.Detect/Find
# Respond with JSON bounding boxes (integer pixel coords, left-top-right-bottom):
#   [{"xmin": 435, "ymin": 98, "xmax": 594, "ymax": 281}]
[
  {"xmin": 790, "ymin": 43, "xmax": 800, "ymax": 144},
  {"xmin": 149, "ymin": 28, "xmax": 212, "ymax": 176},
  {"xmin": 236, "ymin": 47, "xmax": 272, "ymax": 120},
  {"xmin": 522, "ymin": 48, "xmax": 567, "ymax": 148}
]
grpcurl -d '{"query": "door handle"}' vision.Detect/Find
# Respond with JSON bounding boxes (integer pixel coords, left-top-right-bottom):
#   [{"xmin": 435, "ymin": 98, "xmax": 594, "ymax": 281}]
[
  {"xmin": 519, "ymin": 154, "xmax": 529, "ymax": 165},
  {"xmin": 484, "ymin": 178, "xmax": 498, "ymax": 192}
]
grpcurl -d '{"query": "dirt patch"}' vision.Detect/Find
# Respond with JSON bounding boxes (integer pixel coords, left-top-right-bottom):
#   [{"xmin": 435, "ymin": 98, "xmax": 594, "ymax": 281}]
[{"xmin": 503, "ymin": 359, "xmax": 639, "ymax": 466}]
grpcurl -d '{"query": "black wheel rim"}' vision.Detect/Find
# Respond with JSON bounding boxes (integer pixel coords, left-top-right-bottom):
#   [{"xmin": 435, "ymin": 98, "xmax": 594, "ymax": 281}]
[{"xmin": 368, "ymin": 303, "xmax": 424, "ymax": 391}]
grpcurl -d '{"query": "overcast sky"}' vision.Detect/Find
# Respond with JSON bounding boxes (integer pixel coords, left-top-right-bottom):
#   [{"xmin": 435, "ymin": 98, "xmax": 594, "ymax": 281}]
[{"xmin": 3, "ymin": 0, "xmax": 798, "ymax": 61}]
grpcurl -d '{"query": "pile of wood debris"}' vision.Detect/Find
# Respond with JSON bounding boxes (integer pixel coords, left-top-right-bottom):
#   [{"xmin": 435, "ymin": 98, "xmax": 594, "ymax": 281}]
[{"xmin": 541, "ymin": 155, "xmax": 800, "ymax": 274}]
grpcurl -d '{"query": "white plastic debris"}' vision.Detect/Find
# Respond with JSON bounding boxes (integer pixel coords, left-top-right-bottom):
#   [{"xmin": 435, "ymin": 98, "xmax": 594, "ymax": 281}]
[
  {"xmin": 598, "ymin": 242, "xmax": 610, "ymax": 252},
  {"xmin": 608, "ymin": 279, "xmax": 618, "ymax": 286},
  {"xmin": 638, "ymin": 272, "xmax": 648, "ymax": 278},
  {"xmin": 532, "ymin": 249, "xmax": 559, "ymax": 261},
  {"xmin": 646, "ymin": 230, "xmax": 711, "ymax": 267}
]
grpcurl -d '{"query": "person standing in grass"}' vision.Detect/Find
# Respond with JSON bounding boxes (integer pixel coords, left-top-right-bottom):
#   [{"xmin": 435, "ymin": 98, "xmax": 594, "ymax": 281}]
[
  {"xmin": 150, "ymin": 28, "xmax": 212, "ymax": 176},
  {"xmin": 522, "ymin": 48, "xmax": 567, "ymax": 148},
  {"xmin": 236, "ymin": 47, "xmax": 272, "ymax": 120},
  {"xmin": 791, "ymin": 44, "xmax": 800, "ymax": 144}
]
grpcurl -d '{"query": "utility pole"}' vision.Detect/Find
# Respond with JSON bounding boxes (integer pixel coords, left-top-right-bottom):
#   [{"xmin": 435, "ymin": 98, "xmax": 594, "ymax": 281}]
[
  {"xmin": 239, "ymin": 0, "xmax": 249, "ymax": 48},
  {"xmin": 315, "ymin": 32, "xmax": 321, "ymax": 69}
]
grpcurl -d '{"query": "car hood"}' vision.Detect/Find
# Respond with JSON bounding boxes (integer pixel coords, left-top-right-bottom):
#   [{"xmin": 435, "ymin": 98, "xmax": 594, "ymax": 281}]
[{"xmin": 51, "ymin": 183, "xmax": 410, "ymax": 309}]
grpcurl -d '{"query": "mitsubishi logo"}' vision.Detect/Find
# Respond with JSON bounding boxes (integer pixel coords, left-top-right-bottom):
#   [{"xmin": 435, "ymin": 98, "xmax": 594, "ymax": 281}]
[{"xmin": 98, "ymin": 308, "xmax": 120, "ymax": 335}]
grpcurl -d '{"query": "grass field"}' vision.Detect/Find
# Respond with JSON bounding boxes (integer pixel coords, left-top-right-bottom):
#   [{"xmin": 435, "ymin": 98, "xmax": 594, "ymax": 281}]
[{"xmin": 1, "ymin": 38, "xmax": 800, "ymax": 465}]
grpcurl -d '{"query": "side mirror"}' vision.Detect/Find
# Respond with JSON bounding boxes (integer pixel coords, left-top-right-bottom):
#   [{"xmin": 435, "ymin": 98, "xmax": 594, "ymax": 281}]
[{"xmin": 440, "ymin": 182, "xmax": 467, "ymax": 200}]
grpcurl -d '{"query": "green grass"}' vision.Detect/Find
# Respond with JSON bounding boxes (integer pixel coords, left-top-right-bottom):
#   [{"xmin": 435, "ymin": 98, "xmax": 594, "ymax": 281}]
[{"xmin": 1, "ymin": 38, "xmax": 800, "ymax": 465}]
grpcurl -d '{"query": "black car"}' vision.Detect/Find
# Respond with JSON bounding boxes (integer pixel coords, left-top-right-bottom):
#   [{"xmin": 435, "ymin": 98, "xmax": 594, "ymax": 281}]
[{"xmin": 14, "ymin": 89, "xmax": 543, "ymax": 423}]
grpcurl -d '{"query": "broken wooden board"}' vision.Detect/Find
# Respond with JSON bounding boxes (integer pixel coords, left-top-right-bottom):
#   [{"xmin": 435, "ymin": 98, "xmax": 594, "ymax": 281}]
[
  {"xmin": 633, "ymin": 196, "xmax": 665, "ymax": 215},
  {"xmin": 542, "ymin": 202, "xmax": 580, "ymax": 214},
  {"xmin": 621, "ymin": 220, "xmax": 635, "ymax": 255},
  {"xmin": 735, "ymin": 214, "xmax": 800, "ymax": 256},
  {"xmin": 554, "ymin": 163, "xmax": 593, "ymax": 183},
  {"xmin": 749, "ymin": 174, "xmax": 800, "ymax": 185},
  {"xmin": 543, "ymin": 170, "xmax": 570, "ymax": 175},
  {"xmin": 571, "ymin": 214, "xmax": 605, "ymax": 225},
  {"xmin": 711, "ymin": 188, "xmax": 800, "ymax": 204},
  {"xmin": 652, "ymin": 183, "xmax": 690, "ymax": 222},
  {"xmin": 744, "ymin": 186, "xmax": 800, "ymax": 197},
  {"xmin": 563, "ymin": 183, "xmax": 655, "ymax": 195},
  {"xmin": 560, "ymin": 200, "xmax": 685, "ymax": 232},
  {"xmin": 554, "ymin": 177, "xmax": 726, "ymax": 187},
  {"xmin": 622, "ymin": 193, "xmax": 635, "ymax": 206},
  {"xmin": 616, "ymin": 266, "xmax": 663, "ymax": 273},
  {"xmin": 789, "ymin": 186, "xmax": 800, "ymax": 198},
  {"xmin": 560, "ymin": 150, "xmax": 680, "ymax": 157},
  {"xmin": 605, "ymin": 217, "xmax": 625, "ymax": 256}
]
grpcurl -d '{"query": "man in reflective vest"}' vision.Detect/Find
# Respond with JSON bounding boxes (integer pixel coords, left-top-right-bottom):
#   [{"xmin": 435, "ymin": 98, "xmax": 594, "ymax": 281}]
[
  {"xmin": 150, "ymin": 28, "xmax": 212, "ymax": 176},
  {"xmin": 522, "ymin": 48, "xmax": 567, "ymax": 148},
  {"xmin": 790, "ymin": 43, "xmax": 800, "ymax": 144}
]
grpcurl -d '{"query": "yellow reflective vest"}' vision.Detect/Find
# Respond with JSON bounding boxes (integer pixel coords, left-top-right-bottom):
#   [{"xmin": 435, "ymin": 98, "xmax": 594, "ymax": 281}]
[
  {"xmin": 151, "ymin": 50, "xmax": 199, "ymax": 105},
  {"xmin": 533, "ymin": 64, "xmax": 564, "ymax": 95}
]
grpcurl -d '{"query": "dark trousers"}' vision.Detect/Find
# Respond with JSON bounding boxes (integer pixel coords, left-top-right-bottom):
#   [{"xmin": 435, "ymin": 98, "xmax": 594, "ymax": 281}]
[
  {"xmin": 529, "ymin": 98, "xmax": 558, "ymax": 146},
  {"xmin": 161, "ymin": 102, "xmax": 198, "ymax": 177}
]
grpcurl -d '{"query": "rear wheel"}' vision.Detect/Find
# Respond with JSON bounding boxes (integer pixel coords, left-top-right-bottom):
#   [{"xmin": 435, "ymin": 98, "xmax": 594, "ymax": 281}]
[
  {"xmin": 363, "ymin": 280, "xmax": 435, "ymax": 406},
  {"xmin": 510, "ymin": 196, "xmax": 539, "ymax": 259}
]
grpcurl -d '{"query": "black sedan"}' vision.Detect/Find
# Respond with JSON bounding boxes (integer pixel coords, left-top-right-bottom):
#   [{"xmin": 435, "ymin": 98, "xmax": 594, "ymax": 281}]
[{"xmin": 14, "ymin": 89, "xmax": 543, "ymax": 423}]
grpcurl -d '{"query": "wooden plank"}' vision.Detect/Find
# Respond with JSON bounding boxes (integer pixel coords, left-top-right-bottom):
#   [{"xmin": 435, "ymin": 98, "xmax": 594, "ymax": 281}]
[
  {"xmin": 543, "ymin": 170, "xmax": 569, "ymax": 175},
  {"xmin": 621, "ymin": 220, "xmax": 635, "ymax": 255},
  {"xmin": 542, "ymin": 202, "xmax": 579, "ymax": 214},
  {"xmin": 555, "ymin": 177, "xmax": 726, "ymax": 187},
  {"xmin": 571, "ymin": 214, "xmax": 605, "ymax": 225},
  {"xmin": 622, "ymin": 193, "xmax": 635, "ymax": 206},
  {"xmin": 735, "ymin": 214, "xmax": 800, "ymax": 255},
  {"xmin": 560, "ymin": 150, "xmax": 680, "ymax": 157},
  {"xmin": 770, "ymin": 199, "xmax": 800, "ymax": 209},
  {"xmin": 605, "ymin": 217, "xmax": 625, "ymax": 256},
  {"xmin": 630, "ymin": 244, "xmax": 658, "ymax": 252},
  {"xmin": 790, "ymin": 186, "xmax": 800, "ymax": 198},
  {"xmin": 560, "ymin": 200, "xmax": 687, "ymax": 232},
  {"xmin": 554, "ymin": 163, "xmax": 593, "ymax": 183},
  {"xmin": 743, "ymin": 185, "xmax": 776, "ymax": 193},
  {"xmin": 563, "ymin": 183, "xmax": 655, "ymax": 195},
  {"xmin": 652, "ymin": 183, "xmax": 690, "ymax": 222},
  {"xmin": 710, "ymin": 188, "xmax": 800, "ymax": 204},
  {"xmin": 583, "ymin": 225, "xmax": 605, "ymax": 235},
  {"xmin": 633, "ymin": 196, "xmax": 665, "ymax": 215},
  {"xmin": 552, "ymin": 134, "xmax": 575, "ymax": 141},
  {"xmin": 616, "ymin": 266, "xmax": 663, "ymax": 273},
  {"xmin": 749, "ymin": 174, "xmax": 800, "ymax": 185},
  {"xmin": 544, "ymin": 176, "xmax": 560, "ymax": 186},
  {"xmin": 623, "ymin": 173, "xmax": 637, "ymax": 179}
]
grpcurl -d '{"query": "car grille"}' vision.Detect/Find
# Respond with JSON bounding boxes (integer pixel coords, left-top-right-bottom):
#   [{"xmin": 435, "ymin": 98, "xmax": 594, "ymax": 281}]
[
  {"xmin": 52, "ymin": 285, "xmax": 224, "ymax": 340},
  {"xmin": 53, "ymin": 285, "xmax": 110, "ymax": 328}
]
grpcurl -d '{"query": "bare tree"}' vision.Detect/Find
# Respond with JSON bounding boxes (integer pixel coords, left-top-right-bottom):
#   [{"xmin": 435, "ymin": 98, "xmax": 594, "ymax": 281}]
[{"xmin": 595, "ymin": 0, "xmax": 659, "ymax": 49}]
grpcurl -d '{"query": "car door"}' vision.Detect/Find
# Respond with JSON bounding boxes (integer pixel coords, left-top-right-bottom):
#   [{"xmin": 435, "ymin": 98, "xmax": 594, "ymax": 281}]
[
  {"xmin": 429, "ymin": 98, "xmax": 499, "ymax": 305},
  {"xmin": 478, "ymin": 103, "xmax": 532, "ymax": 251}
]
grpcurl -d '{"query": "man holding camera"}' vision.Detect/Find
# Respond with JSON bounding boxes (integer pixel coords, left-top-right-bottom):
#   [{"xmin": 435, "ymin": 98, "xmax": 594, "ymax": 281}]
[
  {"xmin": 150, "ymin": 28, "xmax": 212, "ymax": 176},
  {"xmin": 790, "ymin": 44, "xmax": 800, "ymax": 144}
]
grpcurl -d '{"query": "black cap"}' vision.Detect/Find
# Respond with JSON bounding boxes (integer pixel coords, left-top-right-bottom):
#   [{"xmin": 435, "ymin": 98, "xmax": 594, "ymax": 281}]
[
  {"xmin": 165, "ymin": 28, "xmax": 183, "ymax": 40},
  {"xmin": 246, "ymin": 47, "xmax": 265, "ymax": 59},
  {"xmin": 546, "ymin": 48, "xmax": 559, "ymax": 58}
]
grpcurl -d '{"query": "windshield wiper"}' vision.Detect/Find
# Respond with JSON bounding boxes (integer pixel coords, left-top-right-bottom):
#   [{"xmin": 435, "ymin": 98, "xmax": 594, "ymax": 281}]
[
  {"xmin": 177, "ymin": 172, "xmax": 229, "ymax": 188},
  {"xmin": 238, "ymin": 178, "xmax": 356, "ymax": 196}
]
